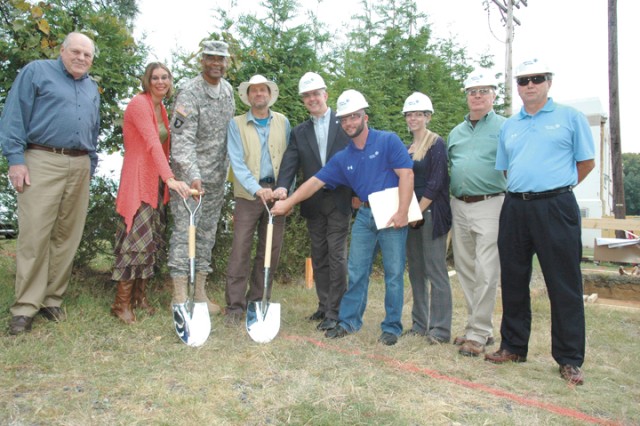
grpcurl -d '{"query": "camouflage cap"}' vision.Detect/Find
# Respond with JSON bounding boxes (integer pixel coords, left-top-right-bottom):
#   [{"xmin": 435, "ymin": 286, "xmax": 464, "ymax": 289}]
[{"xmin": 201, "ymin": 40, "xmax": 230, "ymax": 57}]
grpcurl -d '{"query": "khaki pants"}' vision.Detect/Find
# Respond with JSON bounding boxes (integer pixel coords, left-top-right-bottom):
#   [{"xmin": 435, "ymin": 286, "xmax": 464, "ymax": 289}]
[
  {"xmin": 11, "ymin": 149, "xmax": 90, "ymax": 317},
  {"xmin": 450, "ymin": 195, "xmax": 503, "ymax": 344}
]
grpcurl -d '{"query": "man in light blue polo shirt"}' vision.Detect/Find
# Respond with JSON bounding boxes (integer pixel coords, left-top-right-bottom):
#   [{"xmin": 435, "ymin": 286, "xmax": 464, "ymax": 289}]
[
  {"xmin": 272, "ymin": 89, "xmax": 414, "ymax": 346},
  {"xmin": 485, "ymin": 58, "xmax": 595, "ymax": 386}
]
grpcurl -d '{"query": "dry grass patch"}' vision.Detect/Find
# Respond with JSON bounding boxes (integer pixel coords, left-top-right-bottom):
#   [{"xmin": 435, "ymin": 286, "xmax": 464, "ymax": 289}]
[{"xmin": 1, "ymin": 239, "xmax": 638, "ymax": 425}]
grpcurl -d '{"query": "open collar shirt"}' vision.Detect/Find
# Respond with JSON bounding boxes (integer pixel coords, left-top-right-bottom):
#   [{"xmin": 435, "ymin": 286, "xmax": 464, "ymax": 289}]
[{"xmin": 0, "ymin": 57, "xmax": 100, "ymax": 175}]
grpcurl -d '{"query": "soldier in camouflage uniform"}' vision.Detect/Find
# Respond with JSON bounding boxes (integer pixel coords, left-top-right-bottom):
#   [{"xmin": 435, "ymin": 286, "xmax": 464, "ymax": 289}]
[{"xmin": 168, "ymin": 40, "xmax": 235, "ymax": 314}]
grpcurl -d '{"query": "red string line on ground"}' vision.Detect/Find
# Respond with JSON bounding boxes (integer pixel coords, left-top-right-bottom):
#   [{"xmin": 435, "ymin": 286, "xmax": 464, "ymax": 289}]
[{"xmin": 283, "ymin": 334, "xmax": 621, "ymax": 426}]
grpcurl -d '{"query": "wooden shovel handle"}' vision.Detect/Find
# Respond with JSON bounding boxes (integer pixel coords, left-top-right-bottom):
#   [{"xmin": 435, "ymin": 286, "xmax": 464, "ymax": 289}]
[
  {"xmin": 264, "ymin": 222, "xmax": 273, "ymax": 268},
  {"xmin": 189, "ymin": 225, "xmax": 196, "ymax": 259}
]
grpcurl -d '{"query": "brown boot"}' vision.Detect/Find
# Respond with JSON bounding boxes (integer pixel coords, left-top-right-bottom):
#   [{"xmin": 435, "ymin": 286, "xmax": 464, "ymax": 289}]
[
  {"xmin": 111, "ymin": 280, "xmax": 136, "ymax": 324},
  {"xmin": 132, "ymin": 278, "xmax": 156, "ymax": 315},
  {"xmin": 195, "ymin": 273, "xmax": 221, "ymax": 315},
  {"xmin": 171, "ymin": 275, "xmax": 188, "ymax": 304}
]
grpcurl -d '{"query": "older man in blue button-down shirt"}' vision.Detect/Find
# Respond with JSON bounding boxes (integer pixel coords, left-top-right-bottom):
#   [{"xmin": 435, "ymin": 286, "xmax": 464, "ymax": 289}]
[{"xmin": 0, "ymin": 32, "xmax": 100, "ymax": 335}]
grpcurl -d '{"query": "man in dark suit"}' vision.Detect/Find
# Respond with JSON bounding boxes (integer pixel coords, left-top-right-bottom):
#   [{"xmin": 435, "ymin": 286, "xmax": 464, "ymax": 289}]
[{"xmin": 274, "ymin": 72, "xmax": 352, "ymax": 331}]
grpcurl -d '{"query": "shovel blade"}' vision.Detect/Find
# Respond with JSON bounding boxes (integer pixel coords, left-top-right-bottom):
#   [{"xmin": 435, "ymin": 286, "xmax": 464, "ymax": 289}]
[
  {"xmin": 173, "ymin": 301, "xmax": 211, "ymax": 347},
  {"xmin": 246, "ymin": 301, "xmax": 280, "ymax": 343}
]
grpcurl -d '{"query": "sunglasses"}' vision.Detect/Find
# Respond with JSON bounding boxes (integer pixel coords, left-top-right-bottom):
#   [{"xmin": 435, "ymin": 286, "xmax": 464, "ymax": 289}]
[{"xmin": 516, "ymin": 75, "xmax": 549, "ymax": 86}]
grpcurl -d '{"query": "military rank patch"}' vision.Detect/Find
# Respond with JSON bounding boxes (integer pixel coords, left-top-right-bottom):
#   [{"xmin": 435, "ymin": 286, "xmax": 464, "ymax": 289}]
[{"xmin": 172, "ymin": 105, "xmax": 189, "ymax": 132}]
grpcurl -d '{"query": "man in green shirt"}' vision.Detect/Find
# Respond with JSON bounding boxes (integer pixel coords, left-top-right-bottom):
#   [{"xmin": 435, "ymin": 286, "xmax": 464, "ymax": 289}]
[{"xmin": 447, "ymin": 71, "xmax": 507, "ymax": 357}]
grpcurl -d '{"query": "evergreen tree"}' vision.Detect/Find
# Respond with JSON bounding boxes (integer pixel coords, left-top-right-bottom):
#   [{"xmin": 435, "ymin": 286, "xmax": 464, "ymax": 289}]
[
  {"xmin": 332, "ymin": 0, "xmax": 479, "ymax": 141},
  {"xmin": 623, "ymin": 153, "xmax": 640, "ymax": 215}
]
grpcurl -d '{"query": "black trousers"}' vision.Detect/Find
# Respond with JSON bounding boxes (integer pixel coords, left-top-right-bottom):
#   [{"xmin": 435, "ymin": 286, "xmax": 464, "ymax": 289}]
[
  {"xmin": 497, "ymin": 191, "xmax": 585, "ymax": 367},
  {"xmin": 305, "ymin": 194, "xmax": 350, "ymax": 320}
]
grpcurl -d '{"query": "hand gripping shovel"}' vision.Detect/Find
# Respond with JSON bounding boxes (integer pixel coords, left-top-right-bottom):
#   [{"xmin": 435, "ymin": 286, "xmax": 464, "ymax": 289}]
[
  {"xmin": 173, "ymin": 190, "xmax": 211, "ymax": 347},
  {"xmin": 246, "ymin": 201, "xmax": 281, "ymax": 343}
]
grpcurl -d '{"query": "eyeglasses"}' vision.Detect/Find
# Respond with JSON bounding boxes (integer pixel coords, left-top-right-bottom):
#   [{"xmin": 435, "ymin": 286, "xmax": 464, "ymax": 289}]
[
  {"xmin": 465, "ymin": 88, "xmax": 493, "ymax": 96},
  {"xmin": 516, "ymin": 75, "xmax": 549, "ymax": 86},
  {"xmin": 339, "ymin": 112, "xmax": 364, "ymax": 124}
]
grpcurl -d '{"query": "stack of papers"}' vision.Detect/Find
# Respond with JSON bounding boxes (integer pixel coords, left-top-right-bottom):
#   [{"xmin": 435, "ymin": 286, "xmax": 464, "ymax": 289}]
[{"xmin": 367, "ymin": 187, "xmax": 423, "ymax": 230}]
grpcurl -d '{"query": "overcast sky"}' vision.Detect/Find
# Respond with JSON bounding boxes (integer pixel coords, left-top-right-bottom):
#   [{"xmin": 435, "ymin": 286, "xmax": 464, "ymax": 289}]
[
  {"xmin": 131, "ymin": 0, "xmax": 636, "ymax": 152},
  {"xmin": 99, "ymin": 0, "xmax": 638, "ymax": 177}
]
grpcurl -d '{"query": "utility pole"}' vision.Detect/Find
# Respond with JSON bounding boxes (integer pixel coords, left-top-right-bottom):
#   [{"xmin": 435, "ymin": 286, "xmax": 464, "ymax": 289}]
[
  {"xmin": 608, "ymin": 0, "xmax": 626, "ymax": 235},
  {"xmin": 490, "ymin": 0, "xmax": 527, "ymax": 116}
]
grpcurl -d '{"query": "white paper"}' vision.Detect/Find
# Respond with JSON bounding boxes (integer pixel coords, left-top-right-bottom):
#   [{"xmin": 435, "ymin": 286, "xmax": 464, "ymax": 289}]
[
  {"xmin": 595, "ymin": 237, "xmax": 640, "ymax": 248},
  {"xmin": 367, "ymin": 187, "xmax": 423, "ymax": 230}
]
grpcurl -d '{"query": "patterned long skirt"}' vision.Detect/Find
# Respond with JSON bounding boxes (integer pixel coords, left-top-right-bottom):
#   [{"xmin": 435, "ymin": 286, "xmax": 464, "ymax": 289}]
[{"xmin": 111, "ymin": 202, "xmax": 166, "ymax": 281}]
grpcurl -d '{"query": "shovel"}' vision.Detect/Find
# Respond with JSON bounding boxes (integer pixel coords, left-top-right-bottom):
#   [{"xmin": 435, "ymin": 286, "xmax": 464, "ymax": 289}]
[
  {"xmin": 246, "ymin": 201, "xmax": 281, "ymax": 343},
  {"xmin": 173, "ymin": 190, "xmax": 211, "ymax": 347}
]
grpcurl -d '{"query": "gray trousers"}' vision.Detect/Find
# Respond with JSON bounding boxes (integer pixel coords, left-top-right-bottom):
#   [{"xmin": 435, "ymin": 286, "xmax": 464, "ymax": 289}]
[{"xmin": 406, "ymin": 209, "xmax": 452, "ymax": 341}]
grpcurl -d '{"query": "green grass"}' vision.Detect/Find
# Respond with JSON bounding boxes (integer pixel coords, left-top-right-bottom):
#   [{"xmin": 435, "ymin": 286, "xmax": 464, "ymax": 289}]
[{"xmin": 1, "ymin": 238, "xmax": 639, "ymax": 425}]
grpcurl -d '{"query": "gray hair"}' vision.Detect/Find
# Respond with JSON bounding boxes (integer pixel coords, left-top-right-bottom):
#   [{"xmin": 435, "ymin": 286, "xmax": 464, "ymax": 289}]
[{"xmin": 62, "ymin": 32, "xmax": 98, "ymax": 58}]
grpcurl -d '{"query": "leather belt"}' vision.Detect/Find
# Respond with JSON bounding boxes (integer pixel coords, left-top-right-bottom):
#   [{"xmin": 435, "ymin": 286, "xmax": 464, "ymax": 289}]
[
  {"xmin": 27, "ymin": 143, "xmax": 88, "ymax": 157},
  {"xmin": 455, "ymin": 192, "xmax": 504, "ymax": 203},
  {"xmin": 259, "ymin": 177, "xmax": 275, "ymax": 184},
  {"xmin": 360, "ymin": 201, "xmax": 371, "ymax": 208},
  {"xmin": 508, "ymin": 186, "xmax": 572, "ymax": 201}
]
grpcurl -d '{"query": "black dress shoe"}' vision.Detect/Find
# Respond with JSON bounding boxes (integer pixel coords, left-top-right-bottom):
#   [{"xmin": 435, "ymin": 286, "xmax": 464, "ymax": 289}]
[
  {"xmin": 317, "ymin": 318, "xmax": 338, "ymax": 331},
  {"xmin": 308, "ymin": 311, "xmax": 325, "ymax": 321},
  {"xmin": 9, "ymin": 316, "xmax": 34, "ymax": 335},
  {"xmin": 39, "ymin": 306, "xmax": 66, "ymax": 322},
  {"xmin": 379, "ymin": 332, "xmax": 398, "ymax": 346},
  {"xmin": 325, "ymin": 325, "xmax": 349, "ymax": 339}
]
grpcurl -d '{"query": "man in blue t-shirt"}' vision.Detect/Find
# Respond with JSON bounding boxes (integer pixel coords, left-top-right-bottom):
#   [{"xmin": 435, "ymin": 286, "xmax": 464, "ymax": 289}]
[
  {"xmin": 485, "ymin": 58, "xmax": 595, "ymax": 386},
  {"xmin": 272, "ymin": 89, "xmax": 414, "ymax": 346}
]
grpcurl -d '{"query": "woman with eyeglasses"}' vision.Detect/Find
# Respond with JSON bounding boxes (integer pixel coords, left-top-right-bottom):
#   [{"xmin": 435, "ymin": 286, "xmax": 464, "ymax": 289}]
[
  {"xmin": 402, "ymin": 92, "xmax": 453, "ymax": 345},
  {"xmin": 111, "ymin": 62, "xmax": 191, "ymax": 324}
]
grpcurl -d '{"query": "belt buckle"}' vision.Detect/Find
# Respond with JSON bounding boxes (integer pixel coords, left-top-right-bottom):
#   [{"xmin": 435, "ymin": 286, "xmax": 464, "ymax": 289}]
[
  {"xmin": 522, "ymin": 192, "xmax": 532, "ymax": 201},
  {"xmin": 52, "ymin": 147, "xmax": 64, "ymax": 155}
]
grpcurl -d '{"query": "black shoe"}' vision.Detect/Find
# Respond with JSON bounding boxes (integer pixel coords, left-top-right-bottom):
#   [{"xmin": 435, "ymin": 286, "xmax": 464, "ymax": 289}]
[
  {"xmin": 325, "ymin": 325, "xmax": 349, "ymax": 339},
  {"xmin": 308, "ymin": 310, "xmax": 325, "ymax": 321},
  {"xmin": 9, "ymin": 316, "xmax": 34, "ymax": 335},
  {"xmin": 403, "ymin": 329, "xmax": 426, "ymax": 337},
  {"xmin": 317, "ymin": 318, "xmax": 338, "ymax": 331},
  {"xmin": 379, "ymin": 332, "xmax": 398, "ymax": 346},
  {"xmin": 39, "ymin": 306, "xmax": 66, "ymax": 322}
]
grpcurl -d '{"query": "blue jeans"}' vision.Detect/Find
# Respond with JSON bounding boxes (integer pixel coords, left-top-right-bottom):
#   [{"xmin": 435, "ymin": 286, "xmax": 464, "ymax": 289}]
[{"xmin": 338, "ymin": 207, "xmax": 407, "ymax": 336}]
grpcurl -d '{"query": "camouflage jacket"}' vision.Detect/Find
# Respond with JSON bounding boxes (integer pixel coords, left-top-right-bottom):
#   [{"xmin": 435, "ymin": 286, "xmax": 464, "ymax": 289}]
[{"xmin": 170, "ymin": 74, "xmax": 235, "ymax": 185}]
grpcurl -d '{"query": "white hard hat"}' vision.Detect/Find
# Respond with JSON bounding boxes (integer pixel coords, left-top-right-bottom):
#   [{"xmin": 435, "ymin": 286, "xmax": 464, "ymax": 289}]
[
  {"xmin": 464, "ymin": 71, "xmax": 498, "ymax": 89},
  {"xmin": 402, "ymin": 92, "xmax": 433, "ymax": 114},
  {"xmin": 335, "ymin": 89, "xmax": 369, "ymax": 117},
  {"xmin": 514, "ymin": 58, "xmax": 553, "ymax": 77},
  {"xmin": 298, "ymin": 72, "xmax": 326, "ymax": 94},
  {"xmin": 238, "ymin": 74, "xmax": 279, "ymax": 107}
]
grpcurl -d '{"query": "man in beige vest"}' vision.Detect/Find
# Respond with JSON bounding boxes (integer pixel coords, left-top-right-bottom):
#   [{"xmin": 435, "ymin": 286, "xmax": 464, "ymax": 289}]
[{"xmin": 225, "ymin": 75, "xmax": 290, "ymax": 325}]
